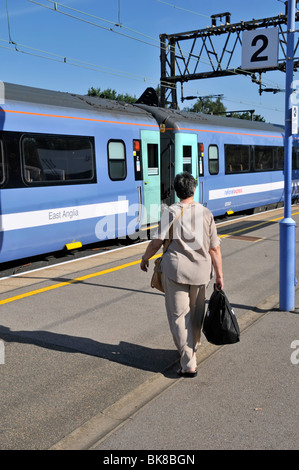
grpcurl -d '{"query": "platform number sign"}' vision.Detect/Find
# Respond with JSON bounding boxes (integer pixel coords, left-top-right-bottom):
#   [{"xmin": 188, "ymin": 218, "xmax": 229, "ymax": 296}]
[
  {"xmin": 292, "ymin": 106, "xmax": 298, "ymax": 134},
  {"xmin": 242, "ymin": 28, "xmax": 279, "ymax": 70}
]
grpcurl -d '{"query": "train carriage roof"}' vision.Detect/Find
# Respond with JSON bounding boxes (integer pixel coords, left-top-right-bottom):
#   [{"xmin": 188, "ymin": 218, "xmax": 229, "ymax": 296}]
[
  {"xmin": 2, "ymin": 82, "xmax": 154, "ymax": 120},
  {"xmin": 136, "ymin": 104, "xmax": 284, "ymax": 134},
  {"xmin": 1, "ymin": 82, "xmax": 286, "ymax": 134}
]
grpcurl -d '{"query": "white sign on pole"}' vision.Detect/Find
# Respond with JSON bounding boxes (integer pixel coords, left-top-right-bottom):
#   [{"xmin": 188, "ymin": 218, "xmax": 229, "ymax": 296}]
[
  {"xmin": 242, "ymin": 28, "xmax": 279, "ymax": 70},
  {"xmin": 292, "ymin": 105, "xmax": 298, "ymax": 134}
]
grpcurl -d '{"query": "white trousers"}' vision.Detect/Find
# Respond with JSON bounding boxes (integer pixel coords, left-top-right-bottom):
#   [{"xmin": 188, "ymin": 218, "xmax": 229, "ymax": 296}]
[{"xmin": 162, "ymin": 273, "xmax": 206, "ymax": 372}]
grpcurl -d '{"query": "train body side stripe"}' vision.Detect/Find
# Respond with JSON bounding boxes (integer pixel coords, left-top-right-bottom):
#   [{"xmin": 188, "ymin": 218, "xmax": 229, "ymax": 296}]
[
  {"xmin": 0, "ymin": 110, "xmax": 283, "ymax": 136},
  {"xmin": 0, "ymin": 109, "xmax": 159, "ymax": 128},
  {"xmin": 180, "ymin": 127, "xmax": 283, "ymax": 138},
  {"xmin": 0, "ymin": 200, "xmax": 129, "ymax": 232},
  {"xmin": 209, "ymin": 181, "xmax": 285, "ymax": 200}
]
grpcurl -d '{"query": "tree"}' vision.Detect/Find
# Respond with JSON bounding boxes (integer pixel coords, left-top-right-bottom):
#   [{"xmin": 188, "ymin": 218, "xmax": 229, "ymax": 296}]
[
  {"xmin": 187, "ymin": 96, "xmax": 265, "ymax": 121},
  {"xmin": 87, "ymin": 87, "xmax": 137, "ymax": 103},
  {"xmin": 189, "ymin": 96, "xmax": 226, "ymax": 115},
  {"xmin": 229, "ymin": 111, "xmax": 265, "ymax": 122}
]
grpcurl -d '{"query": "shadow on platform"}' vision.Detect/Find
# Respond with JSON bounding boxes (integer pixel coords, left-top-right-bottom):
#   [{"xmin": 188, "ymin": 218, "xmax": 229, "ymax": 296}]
[{"xmin": 0, "ymin": 325, "xmax": 179, "ymax": 376}]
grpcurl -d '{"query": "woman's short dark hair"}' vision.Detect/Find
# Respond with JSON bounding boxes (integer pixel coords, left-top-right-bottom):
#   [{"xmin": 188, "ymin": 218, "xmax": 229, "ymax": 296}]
[{"xmin": 174, "ymin": 172, "xmax": 197, "ymax": 200}]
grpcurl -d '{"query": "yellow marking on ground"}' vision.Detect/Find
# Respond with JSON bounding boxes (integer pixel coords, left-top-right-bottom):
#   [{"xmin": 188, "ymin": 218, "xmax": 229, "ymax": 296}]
[
  {"xmin": 0, "ymin": 254, "xmax": 161, "ymax": 305},
  {"xmin": 220, "ymin": 211, "xmax": 299, "ymax": 239},
  {"xmin": 1, "ymin": 210, "xmax": 299, "ymax": 305}
]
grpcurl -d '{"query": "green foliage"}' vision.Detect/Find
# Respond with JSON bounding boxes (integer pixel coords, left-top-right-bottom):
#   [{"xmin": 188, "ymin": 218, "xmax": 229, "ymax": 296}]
[
  {"xmin": 87, "ymin": 87, "xmax": 137, "ymax": 103},
  {"xmin": 187, "ymin": 96, "xmax": 265, "ymax": 121},
  {"xmin": 229, "ymin": 111, "xmax": 265, "ymax": 122},
  {"xmin": 189, "ymin": 96, "xmax": 226, "ymax": 115}
]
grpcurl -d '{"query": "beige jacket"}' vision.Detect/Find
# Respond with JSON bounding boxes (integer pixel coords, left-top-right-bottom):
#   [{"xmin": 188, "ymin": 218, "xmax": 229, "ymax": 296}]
[{"xmin": 153, "ymin": 202, "xmax": 220, "ymax": 285}]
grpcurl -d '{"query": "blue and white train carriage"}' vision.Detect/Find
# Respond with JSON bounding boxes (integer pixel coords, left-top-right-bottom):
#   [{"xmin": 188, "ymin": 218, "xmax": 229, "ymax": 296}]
[
  {"xmin": 0, "ymin": 83, "xmax": 298, "ymax": 264},
  {"xmin": 0, "ymin": 83, "xmax": 160, "ymax": 263},
  {"xmin": 138, "ymin": 104, "xmax": 299, "ymax": 217}
]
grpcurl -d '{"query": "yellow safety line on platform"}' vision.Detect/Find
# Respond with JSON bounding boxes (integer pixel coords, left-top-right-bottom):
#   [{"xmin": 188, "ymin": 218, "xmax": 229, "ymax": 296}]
[
  {"xmin": 0, "ymin": 210, "xmax": 298, "ymax": 306},
  {"xmin": 0, "ymin": 254, "xmax": 162, "ymax": 306},
  {"xmin": 219, "ymin": 210, "xmax": 299, "ymax": 239}
]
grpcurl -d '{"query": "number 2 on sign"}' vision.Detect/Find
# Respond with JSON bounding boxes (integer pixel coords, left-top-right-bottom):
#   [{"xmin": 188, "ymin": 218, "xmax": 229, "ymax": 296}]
[
  {"xmin": 242, "ymin": 28, "xmax": 278, "ymax": 70},
  {"xmin": 251, "ymin": 35, "xmax": 269, "ymax": 63}
]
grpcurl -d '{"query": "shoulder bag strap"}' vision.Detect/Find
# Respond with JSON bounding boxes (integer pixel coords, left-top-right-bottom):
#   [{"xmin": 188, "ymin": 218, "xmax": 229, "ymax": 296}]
[{"xmin": 162, "ymin": 203, "xmax": 191, "ymax": 254}]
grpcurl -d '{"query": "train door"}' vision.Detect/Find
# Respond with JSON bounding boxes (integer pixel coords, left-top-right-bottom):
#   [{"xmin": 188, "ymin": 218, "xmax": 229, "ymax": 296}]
[
  {"xmin": 140, "ymin": 130, "xmax": 160, "ymax": 225},
  {"xmin": 174, "ymin": 133, "xmax": 202, "ymax": 202}
]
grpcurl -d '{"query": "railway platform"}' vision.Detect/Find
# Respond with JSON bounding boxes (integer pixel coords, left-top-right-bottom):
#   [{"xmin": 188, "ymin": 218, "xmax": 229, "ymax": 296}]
[{"xmin": 0, "ymin": 206, "xmax": 299, "ymax": 451}]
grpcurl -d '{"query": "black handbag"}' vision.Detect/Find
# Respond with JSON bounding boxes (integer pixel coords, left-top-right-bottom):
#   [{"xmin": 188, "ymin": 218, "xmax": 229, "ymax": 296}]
[{"xmin": 203, "ymin": 287, "xmax": 240, "ymax": 345}]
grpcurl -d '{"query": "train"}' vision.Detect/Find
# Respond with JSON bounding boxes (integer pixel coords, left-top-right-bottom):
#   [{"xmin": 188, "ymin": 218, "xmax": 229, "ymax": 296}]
[{"xmin": 0, "ymin": 82, "xmax": 298, "ymax": 264}]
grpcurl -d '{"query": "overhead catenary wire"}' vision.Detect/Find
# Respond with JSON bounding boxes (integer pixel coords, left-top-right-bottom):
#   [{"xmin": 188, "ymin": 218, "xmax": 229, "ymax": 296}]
[
  {"xmin": 5, "ymin": 0, "xmax": 13, "ymax": 43},
  {"xmin": 1, "ymin": 0, "xmax": 285, "ymax": 118},
  {"xmin": 27, "ymin": 0, "xmax": 284, "ymax": 91},
  {"xmin": 28, "ymin": 0, "xmax": 163, "ymax": 49},
  {"xmin": 0, "ymin": 38, "xmax": 285, "ymax": 118},
  {"xmin": 0, "ymin": 35, "xmax": 284, "ymax": 118},
  {"xmin": 155, "ymin": 0, "xmax": 210, "ymax": 18},
  {"xmin": 0, "ymin": 37, "xmax": 169, "ymax": 87}
]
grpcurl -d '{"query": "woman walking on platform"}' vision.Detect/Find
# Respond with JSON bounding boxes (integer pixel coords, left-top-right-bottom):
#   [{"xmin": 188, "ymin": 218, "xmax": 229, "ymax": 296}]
[{"xmin": 141, "ymin": 172, "xmax": 224, "ymax": 377}]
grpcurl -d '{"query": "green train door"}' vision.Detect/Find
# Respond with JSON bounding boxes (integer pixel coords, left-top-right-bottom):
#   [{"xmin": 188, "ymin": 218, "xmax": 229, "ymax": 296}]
[
  {"xmin": 174, "ymin": 133, "xmax": 203, "ymax": 203},
  {"xmin": 140, "ymin": 130, "xmax": 161, "ymax": 226}
]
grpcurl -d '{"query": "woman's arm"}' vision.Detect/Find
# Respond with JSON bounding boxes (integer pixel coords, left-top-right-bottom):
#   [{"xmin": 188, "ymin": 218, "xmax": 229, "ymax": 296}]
[
  {"xmin": 140, "ymin": 239, "xmax": 164, "ymax": 272},
  {"xmin": 209, "ymin": 245, "xmax": 224, "ymax": 289}
]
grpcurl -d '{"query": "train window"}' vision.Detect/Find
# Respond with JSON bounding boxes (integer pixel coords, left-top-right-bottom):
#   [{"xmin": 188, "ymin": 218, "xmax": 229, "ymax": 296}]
[
  {"xmin": 147, "ymin": 143, "xmax": 159, "ymax": 175},
  {"xmin": 183, "ymin": 145, "xmax": 192, "ymax": 174},
  {"xmin": 208, "ymin": 145, "xmax": 219, "ymax": 175},
  {"xmin": 292, "ymin": 148, "xmax": 299, "ymax": 169},
  {"xmin": 22, "ymin": 134, "xmax": 95, "ymax": 184},
  {"xmin": 277, "ymin": 147, "xmax": 284, "ymax": 170},
  {"xmin": 253, "ymin": 146, "xmax": 274, "ymax": 171},
  {"xmin": 108, "ymin": 140, "xmax": 127, "ymax": 180},
  {"xmin": 225, "ymin": 144, "xmax": 250, "ymax": 174}
]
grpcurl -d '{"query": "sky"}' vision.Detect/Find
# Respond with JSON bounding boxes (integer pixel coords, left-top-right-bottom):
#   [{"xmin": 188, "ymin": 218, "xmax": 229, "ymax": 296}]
[{"xmin": 0, "ymin": 0, "xmax": 298, "ymax": 124}]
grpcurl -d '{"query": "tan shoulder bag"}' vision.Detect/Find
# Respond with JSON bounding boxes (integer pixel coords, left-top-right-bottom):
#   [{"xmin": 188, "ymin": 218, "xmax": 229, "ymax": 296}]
[{"xmin": 151, "ymin": 205, "xmax": 189, "ymax": 293}]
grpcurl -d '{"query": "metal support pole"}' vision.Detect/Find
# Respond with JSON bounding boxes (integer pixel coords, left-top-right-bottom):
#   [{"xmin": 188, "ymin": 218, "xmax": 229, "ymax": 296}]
[
  {"xmin": 169, "ymin": 37, "xmax": 178, "ymax": 109},
  {"xmin": 160, "ymin": 34, "xmax": 167, "ymax": 108},
  {"xmin": 279, "ymin": 0, "xmax": 297, "ymax": 311}
]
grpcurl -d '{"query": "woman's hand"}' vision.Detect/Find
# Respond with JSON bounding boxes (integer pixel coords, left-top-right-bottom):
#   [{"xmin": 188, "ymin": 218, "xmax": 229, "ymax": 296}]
[
  {"xmin": 140, "ymin": 239, "xmax": 163, "ymax": 273},
  {"xmin": 140, "ymin": 257, "xmax": 149, "ymax": 272}
]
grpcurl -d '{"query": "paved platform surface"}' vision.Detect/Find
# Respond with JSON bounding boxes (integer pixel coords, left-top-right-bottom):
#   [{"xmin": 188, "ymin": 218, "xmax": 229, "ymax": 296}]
[
  {"xmin": 55, "ymin": 208, "xmax": 299, "ymax": 451},
  {"xmin": 93, "ymin": 295, "xmax": 299, "ymax": 451},
  {"xmin": 0, "ymin": 207, "xmax": 298, "ymax": 450}
]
